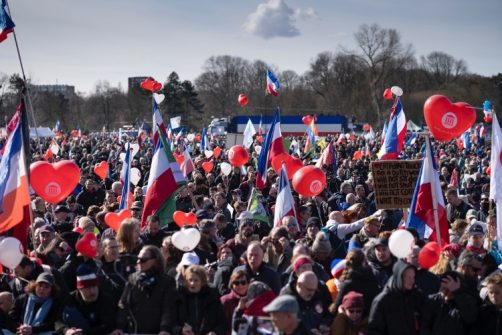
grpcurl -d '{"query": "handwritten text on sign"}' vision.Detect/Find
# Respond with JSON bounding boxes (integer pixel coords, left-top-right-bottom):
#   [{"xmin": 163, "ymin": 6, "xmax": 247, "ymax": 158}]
[{"xmin": 370, "ymin": 160, "xmax": 422, "ymax": 209}]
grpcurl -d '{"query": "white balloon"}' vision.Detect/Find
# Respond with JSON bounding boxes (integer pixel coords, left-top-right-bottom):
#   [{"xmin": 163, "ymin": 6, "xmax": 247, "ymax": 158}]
[
  {"xmin": 172, "ymin": 228, "xmax": 201, "ymax": 252},
  {"xmin": 153, "ymin": 93, "xmax": 165, "ymax": 104},
  {"xmin": 130, "ymin": 143, "xmax": 140, "ymax": 158},
  {"xmin": 220, "ymin": 162, "xmax": 232, "ymax": 176},
  {"xmin": 388, "ymin": 229, "xmax": 415, "ymax": 259},
  {"xmin": 119, "ymin": 153, "xmax": 126, "ymax": 162},
  {"xmin": 187, "ymin": 134, "xmax": 195, "ymax": 142},
  {"xmin": 391, "ymin": 86, "xmax": 403, "ymax": 97},
  {"xmin": 204, "ymin": 150, "xmax": 213, "ymax": 159},
  {"xmin": 130, "ymin": 168, "xmax": 142, "ymax": 186},
  {"xmin": 0, "ymin": 237, "xmax": 24, "ymax": 268},
  {"xmin": 254, "ymin": 145, "xmax": 262, "ymax": 155}
]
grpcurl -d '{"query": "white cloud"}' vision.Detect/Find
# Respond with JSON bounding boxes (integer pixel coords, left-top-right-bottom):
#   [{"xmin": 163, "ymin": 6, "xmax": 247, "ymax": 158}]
[{"xmin": 243, "ymin": 0, "xmax": 317, "ymax": 39}]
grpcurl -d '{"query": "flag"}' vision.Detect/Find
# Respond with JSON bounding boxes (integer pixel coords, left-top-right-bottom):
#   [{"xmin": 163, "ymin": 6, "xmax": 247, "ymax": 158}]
[
  {"xmin": 377, "ymin": 98, "xmax": 407, "ymax": 160},
  {"xmin": 258, "ymin": 115, "xmax": 265, "ymax": 136},
  {"xmin": 180, "ymin": 145, "xmax": 195, "ymax": 177},
  {"xmin": 142, "ymin": 130, "xmax": 186, "ymax": 228},
  {"xmin": 119, "ymin": 143, "xmax": 132, "ymax": 210},
  {"xmin": 0, "ymin": 109, "xmax": 30, "ymax": 233},
  {"xmin": 381, "ymin": 121, "xmax": 388, "ymax": 144},
  {"xmin": 50, "ymin": 139, "xmax": 59, "ymax": 155},
  {"xmin": 266, "ymin": 69, "xmax": 280, "ymax": 96},
  {"xmin": 406, "ymin": 133, "xmax": 417, "ymax": 146},
  {"xmin": 489, "ymin": 113, "xmax": 502, "ymax": 252},
  {"xmin": 170, "ymin": 116, "xmax": 181, "ymax": 129},
  {"xmin": 247, "ymin": 188, "xmax": 269, "ymax": 225},
  {"xmin": 256, "ymin": 108, "xmax": 285, "ymax": 189},
  {"xmin": 315, "ymin": 140, "xmax": 335, "ymax": 169},
  {"xmin": 273, "ymin": 164, "xmax": 295, "ymax": 227},
  {"xmin": 303, "ymin": 119, "xmax": 317, "ymax": 154},
  {"xmin": 243, "ymin": 118, "xmax": 256, "ymax": 148},
  {"xmin": 406, "ymin": 137, "xmax": 449, "ymax": 244},
  {"xmin": 54, "ymin": 120, "xmax": 61, "ymax": 132},
  {"xmin": 0, "ymin": 0, "xmax": 15, "ymax": 43},
  {"xmin": 461, "ymin": 130, "xmax": 471, "ymax": 150},
  {"xmin": 137, "ymin": 122, "xmax": 148, "ymax": 147},
  {"xmin": 450, "ymin": 168, "xmax": 459, "ymax": 191},
  {"xmin": 152, "ymin": 98, "xmax": 167, "ymax": 148},
  {"xmin": 200, "ymin": 127, "xmax": 209, "ymax": 151}
]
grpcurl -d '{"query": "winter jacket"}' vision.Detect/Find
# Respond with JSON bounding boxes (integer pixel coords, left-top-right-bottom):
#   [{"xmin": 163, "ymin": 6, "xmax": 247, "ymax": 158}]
[
  {"xmin": 7, "ymin": 293, "xmax": 63, "ymax": 334},
  {"xmin": 420, "ymin": 291, "xmax": 478, "ymax": 335},
  {"xmin": 365, "ymin": 241, "xmax": 396, "ymax": 289},
  {"xmin": 10, "ymin": 262, "xmax": 69, "ymax": 301},
  {"xmin": 333, "ymin": 267, "xmax": 381, "ymax": 316},
  {"xmin": 476, "ymin": 302, "xmax": 502, "ymax": 335},
  {"xmin": 213, "ymin": 257, "xmax": 236, "ymax": 296},
  {"xmin": 59, "ymin": 254, "xmax": 99, "ymax": 291},
  {"xmin": 367, "ymin": 261, "xmax": 425, "ymax": 335},
  {"xmin": 281, "ymin": 281, "xmax": 333, "ymax": 330},
  {"xmin": 55, "ymin": 289, "xmax": 116, "ymax": 335},
  {"xmin": 175, "ymin": 285, "xmax": 226, "ymax": 335},
  {"xmin": 116, "ymin": 272, "xmax": 178, "ymax": 334},
  {"xmin": 331, "ymin": 313, "xmax": 368, "ymax": 335},
  {"xmin": 415, "ymin": 269, "xmax": 440, "ymax": 296},
  {"xmin": 234, "ymin": 262, "xmax": 281, "ymax": 294},
  {"xmin": 263, "ymin": 242, "xmax": 292, "ymax": 273},
  {"xmin": 220, "ymin": 289, "xmax": 242, "ymax": 335}
]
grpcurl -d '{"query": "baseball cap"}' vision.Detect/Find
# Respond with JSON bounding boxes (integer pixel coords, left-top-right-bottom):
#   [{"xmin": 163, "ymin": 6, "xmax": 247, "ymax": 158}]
[
  {"xmin": 263, "ymin": 295, "xmax": 299, "ymax": 314},
  {"xmin": 39, "ymin": 225, "xmax": 55, "ymax": 233},
  {"xmin": 237, "ymin": 211, "xmax": 254, "ymax": 221},
  {"xmin": 468, "ymin": 223, "xmax": 485, "ymax": 236},
  {"xmin": 180, "ymin": 252, "xmax": 200, "ymax": 266},
  {"xmin": 466, "ymin": 209, "xmax": 477, "ymax": 221},
  {"xmin": 131, "ymin": 201, "xmax": 143, "ymax": 210},
  {"xmin": 36, "ymin": 272, "xmax": 55, "ymax": 286},
  {"xmin": 306, "ymin": 217, "xmax": 321, "ymax": 229},
  {"xmin": 196, "ymin": 209, "xmax": 209, "ymax": 220}
]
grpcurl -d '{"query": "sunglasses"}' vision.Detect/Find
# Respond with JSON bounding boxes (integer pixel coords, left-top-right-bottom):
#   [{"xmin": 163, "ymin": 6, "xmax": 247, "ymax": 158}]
[
  {"xmin": 137, "ymin": 256, "xmax": 153, "ymax": 264},
  {"xmin": 233, "ymin": 280, "xmax": 248, "ymax": 286}
]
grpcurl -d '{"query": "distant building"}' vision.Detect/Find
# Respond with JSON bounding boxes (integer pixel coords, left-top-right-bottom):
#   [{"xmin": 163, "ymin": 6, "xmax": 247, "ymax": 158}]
[
  {"xmin": 32, "ymin": 84, "xmax": 75, "ymax": 99},
  {"xmin": 128, "ymin": 76, "xmax": 148, "ymax": 91}
]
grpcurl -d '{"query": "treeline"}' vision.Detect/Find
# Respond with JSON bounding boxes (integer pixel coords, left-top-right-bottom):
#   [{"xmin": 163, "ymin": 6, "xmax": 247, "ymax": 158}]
[{"xmin": 1, "ymin": 23, "xmax": 501, "ymax": 131}]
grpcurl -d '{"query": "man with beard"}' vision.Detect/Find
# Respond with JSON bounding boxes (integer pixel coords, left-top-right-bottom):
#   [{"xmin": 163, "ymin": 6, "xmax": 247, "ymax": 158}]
[
  {"xmin": 56, "ymin": 265, "xmax": 117, "ymax": 335},
  {"xmin": 226, "ymin": 211, "xmax": 258, "ymax": 259},
  {"xmin": 477, "ymin": 193, "xmax": 490, "ymax": 222}
]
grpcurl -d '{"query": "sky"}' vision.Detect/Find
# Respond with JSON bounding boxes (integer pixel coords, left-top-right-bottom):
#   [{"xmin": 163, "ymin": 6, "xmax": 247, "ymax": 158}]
[{"xmin": 1, "ymin": 0, "xmax": 501, "ymax": 95}]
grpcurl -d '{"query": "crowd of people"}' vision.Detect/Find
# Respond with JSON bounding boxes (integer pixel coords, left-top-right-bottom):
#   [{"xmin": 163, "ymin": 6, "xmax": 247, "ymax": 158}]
[{"xmin": 0, "ymin": 127, "xmax": 501, "ymax": 335}]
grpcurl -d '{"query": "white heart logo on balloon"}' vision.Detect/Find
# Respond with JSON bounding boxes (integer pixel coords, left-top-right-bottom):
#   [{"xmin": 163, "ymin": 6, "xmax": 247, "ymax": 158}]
[
  {"xmin": 172, "ymin": 228, "xmax": 201, "ymax": 252},
  {"xmin": 153, "ymin": 93, "xmax": 165, "ymax": 104},
  {"xmin": 130, "ymin": 168, "xmax": 142, "ymax": 186}
]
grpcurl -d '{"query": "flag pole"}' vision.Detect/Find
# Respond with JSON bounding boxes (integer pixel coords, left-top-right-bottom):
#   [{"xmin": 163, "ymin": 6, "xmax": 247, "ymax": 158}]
[
  {"xmin": 5, "ymin": 0, "xmax": 43, "ymax": 155},
  {"xmin": 423, "ymin": 132, "xmax": 442, "ymax": 246}
]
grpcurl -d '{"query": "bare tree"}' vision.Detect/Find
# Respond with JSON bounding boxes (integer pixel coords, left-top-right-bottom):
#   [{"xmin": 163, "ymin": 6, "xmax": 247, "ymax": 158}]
[{"xmin": 421, "ymin": 51, "xmax": 468, "ymax": 87}]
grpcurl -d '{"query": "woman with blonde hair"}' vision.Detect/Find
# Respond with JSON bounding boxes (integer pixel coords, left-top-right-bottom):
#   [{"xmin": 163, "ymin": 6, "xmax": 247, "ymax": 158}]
[{"xmin": 115, "ymin": 218, "xmax": 143, "ymax": 281}]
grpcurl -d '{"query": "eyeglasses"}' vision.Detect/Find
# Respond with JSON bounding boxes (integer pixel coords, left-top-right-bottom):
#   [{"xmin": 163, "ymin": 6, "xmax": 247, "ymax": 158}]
[
  {"xmin": 137, "ymin": 256, "xmax": 153, "ymax": 264},
  {"xmin": 347, "ymin": 309, "xmax": 363, "ymax": 314},
  {"xmin": 233, "ymin": 280, "xmax": 248, "ymax": 286}
]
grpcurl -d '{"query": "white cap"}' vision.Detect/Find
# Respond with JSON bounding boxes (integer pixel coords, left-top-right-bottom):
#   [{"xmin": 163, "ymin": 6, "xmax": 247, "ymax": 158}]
[
  {"xmin": 180, "ymin": 252, "xmax": 199, "ymax": 266},
  {"xmin": 237, "ymin": 211, "xmax": 254, "ymax": 221}
]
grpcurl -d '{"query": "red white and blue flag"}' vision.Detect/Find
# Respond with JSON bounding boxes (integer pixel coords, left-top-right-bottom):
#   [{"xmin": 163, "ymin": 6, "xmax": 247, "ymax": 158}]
[
  {"xmin": 137, "ymin": 121, "xmax": 149, "ymax": 147},
  {"xmin": 273, "ymin": 164, "xmax": 296, "ymax": 227},
  {"xmin": 377, "ymin": 98, "xmax": 407, "ymax": 160},
  {"xmin": 256, "ymin": 108, "xmax": 285, "ymax": 189},
  {"xmin": 266, "ymin": 69, "xmax": 280, "ymax": 96},
  {"xmin": 0, "ymin": 0, "xmax": 15, "ymax": 43},
  {"xmin": 0, "ymin": 106, "xmax": 30, "ymax": 233},
  {"xmin": 152, "ymin": 98, "xmax": 167, "ymax": 148},
  {"xmin": 406, "ymin": 137, "xmax": 449, "ymax": 243}
]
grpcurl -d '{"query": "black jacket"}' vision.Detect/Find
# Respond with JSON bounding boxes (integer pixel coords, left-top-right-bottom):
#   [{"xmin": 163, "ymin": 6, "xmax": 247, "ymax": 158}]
[
  {"xmin": 420, "ymin": 291, "xmax": 478, "ymax": 335},
  {"xmin": 213, "ymin": 257, "xmax": 236, "ymax": 296},
  {"xmin": 116, "ymin": 272, "xmax": 178, "ymax": 334},
  {"xmin": 55, "ymin": 289, "xmax": 117, "ymax": 335},
  {"xmin": 368, "ymin": 261, "xmax": 425, "ymax": 335},
  {"xmin": 334, "ymin": 266, "xmax": 381, "ymax": 316},
  {"xmin": 234, "ymin": 262, "xmax": 281, "ymax": 294},
  {"xmin": 175, "ymin": 285, "xmax": 226, "ymax": 335},
  {"xmin": 476, "ymin": 302, "xmax": 502, "ymax": 335},
  {"xmin": 7, "ymin": 293, "xmax": 63, "ymax": 334}
]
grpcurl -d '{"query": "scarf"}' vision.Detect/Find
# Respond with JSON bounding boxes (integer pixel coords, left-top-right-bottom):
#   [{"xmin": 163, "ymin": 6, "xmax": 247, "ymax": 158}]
[
  {"xmin": 137, "ymin": 271, "xmax": 157, "ymax": 293},
  {"xmin": 23, "ymin": 294, "xmax": 53, "ymax": 326}
]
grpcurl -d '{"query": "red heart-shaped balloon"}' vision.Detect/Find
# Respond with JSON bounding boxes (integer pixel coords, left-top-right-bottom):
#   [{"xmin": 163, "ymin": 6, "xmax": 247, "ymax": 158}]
[
  {"xmin": 140, "ymin": 77, "xmax": 163, "ymax": 93},
  {"xmin": 202, "ymin": 161, "xmax": 214, "ymax": 173},
  {"xmin": 173, "ymin": 211, "xmax": 197, "ymax": 228},
  {"xmin": 105, "ymin": 209, "xmax": 132, "ymax": 232},
  {"xmin": 93, "ymin": 161, "xmax": 108, "ymax": 180},
  {"xmin": 213, "ymin": 147, "xmax": 222, "ymax": 159},
  {"xmin": 423, "ymin": 95, "xmax": 476, "ymax": 142},
  {"xmin": 30, "ymin": 160, "xmax": 81, "ymax": 204},
  {"xmin": 383, "ymin": 88, "xmax": 393, "ymax": 100},
  {"xmin": 75, "ymin": 232, "xmax": 98, "ymax": 258},
  {"xmin": 302, "ymin": 115, "xmax": 314, "ymax": 125}
]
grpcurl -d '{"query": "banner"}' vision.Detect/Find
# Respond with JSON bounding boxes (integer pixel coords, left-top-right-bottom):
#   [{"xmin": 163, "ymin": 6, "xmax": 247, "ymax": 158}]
[{"xmin": 370, "ymin": 160, "xmax": 422, "ymax": 209}]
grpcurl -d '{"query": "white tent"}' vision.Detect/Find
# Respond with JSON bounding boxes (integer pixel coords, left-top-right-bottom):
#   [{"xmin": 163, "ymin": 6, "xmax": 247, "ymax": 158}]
[
  {"xmin": 407, "ymin": 120, "xmax": 421, "ymax": 132},
  {"xmin": 29, "ymin": 127, "xmax": 54, "ymax": 138}
]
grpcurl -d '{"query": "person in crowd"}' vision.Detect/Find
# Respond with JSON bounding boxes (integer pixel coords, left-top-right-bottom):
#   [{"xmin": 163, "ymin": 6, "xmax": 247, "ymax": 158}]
[
  {"xmin": 234, "ymin": 241, "xmax": 281, "ymax": 294},
  {"xmin": 348, "ymin": 216, "xmax": 381, "ymax": 251},
  {"xmin": 263, "ymin": 295, "xmax": 312, "ymax": 335},
  {"xmin": 7, "ymin": 273, "xmax": 63, "ymax": 335},
  {"xmin": 220, "ymin": 270, "xmax": 249, "ymax": 335},
  {"xmin": 214, "ymin": 213, "xmax": 236, "ymax": 242},
  {"xmin": 331, "ymin": 291, "xmax": 368, "ymax": 335},
  {"xmin": 98, "ymin": 237, "xmax": 123, "ymax": 302},
  {"xmin": 140, "ymin": 214, "xmax": 166, "ymax": 248},
  {"xmin": 333, "ymin": 249, "xmax": 380, "ymax": 316},
  {"xmin": 465, "ymin": 223, "xmax": 488, "ymax": 255},
  {"xmin": 420, "ymin": 271, "xmax": 478, "ymax": 335},
  {"xmin": 55, "ymin": 265, "xmax": 117, "ymax": 335},
  {"xmin": 311, "ymin": 232, "xmax": 333, "ymax": 273},
  {"xmin": 76, "ymin": 179, "xmax": 106, "ymax": 212},
  {"xmin": 449, "ymin": 219, "xmax": 468, "ymax": 244},
  {"xmin": 486, "ymin": 214, "xmax": 502, "ymax": 265},
  {"xmin": 113, "ymin": 245, "xmax": 177, "ymax": 335},
  {"xmin": 114, "ymin": 218, "xmax": 142, "ymax": 281},
  {"xmin": 130, "ymin": 201, "xmax": 143, "ymax": 220},
  {"xmin": 406, "ymin": 245, "xmax": 441, "ymax": 296},
  {"xmin": 176, "ymin": 265, "xmax": 226, "ymax": 335},
  {"xmin": 365, "ymin": 238, "xmax": 395, "ymax": 289},
  {"xmin": 445, "ymin": 189, "xmax": 472, "ymax": 224},
  {"xmin": 212, "ymin": 244, "xmax": 236, "ymax": 296},
  {"xmin": 0, "ymin": 291, "xmax": 13, "ymax": 331},
  {"xmin": 455, "ymin": 250, "xmax": 484, "ymax": 303},
  {"xmin": 226, "ymin": 211, "xmax": 259, "ymax": 259},
  {"xmin": 367, "ymin": 260, "xmax": 425, "ymax": 335},
  {"xmin": 477, "ymin": 271, "xmax": 502, "ymax": 334},
  {"xmin": 262, "ymin": 226, "xmax": 292, "ymax": 273}
]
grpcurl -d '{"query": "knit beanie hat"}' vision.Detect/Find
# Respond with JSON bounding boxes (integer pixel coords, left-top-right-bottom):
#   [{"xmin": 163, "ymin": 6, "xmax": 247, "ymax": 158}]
[
  {"xmin": 342, "ymin": 291, "xmax": 364, "ymax": 309},
  {"xmin": 312, "ymin": 232, "xmax": 332, "ymax": 254},
  {"xmin": 293, "ymin": 256, "xmax": 313, "ymax": 273}
]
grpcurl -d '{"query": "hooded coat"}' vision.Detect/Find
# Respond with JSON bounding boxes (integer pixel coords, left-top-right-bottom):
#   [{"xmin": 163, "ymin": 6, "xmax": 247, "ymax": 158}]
[{"xmin": 367, "ymin": 261, "xmax": 425, "ymax": 335}]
